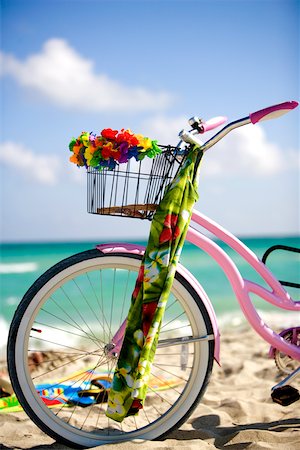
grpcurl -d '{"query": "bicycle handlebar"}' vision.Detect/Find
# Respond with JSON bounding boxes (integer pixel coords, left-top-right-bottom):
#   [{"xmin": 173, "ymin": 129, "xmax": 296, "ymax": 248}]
[
  {"xmin": 188, "ymin": 116, "xmax": 227, "ymax": 133},
  {"xmin": 249, "ymin": 100, "xmax": 298, "ymax": 124},
  {"xmin": 201, "ymin": 116, "xmax": 228, "ymax": 133},
  {"xmin": 179, "ymin": 100, "xmax": 298, "ymax": 152}
]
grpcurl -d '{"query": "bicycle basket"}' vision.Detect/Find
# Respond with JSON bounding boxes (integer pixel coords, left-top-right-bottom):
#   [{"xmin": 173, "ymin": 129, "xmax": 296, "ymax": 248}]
[{"xmin": 87, "ymin": 145, "xmax": 185, "ymax": 220}]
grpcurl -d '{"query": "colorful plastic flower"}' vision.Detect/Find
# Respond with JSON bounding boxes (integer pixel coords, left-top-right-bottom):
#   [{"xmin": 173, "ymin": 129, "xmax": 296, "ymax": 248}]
[
  {"xmin": 69, "ymin": 154, "xmax": 79, "ymax": 165},
  {"xmin": 101, "ymin": 142, "xmax": 115, "ymax": 160},
  {"xmin": 69, "ymin": 127, "xmax": 162, "ymax": 170},
  {"xmin": 80, "ymin": 132, "xmax": 90, "ymax": 147},
  {"xmin": 116, "ymin": 129, "xmax": 139, "ymax": 146},
  {"xmin": 72, "ymin": 141, "xmax": 83, "ymax": 155},
  {"xmin": 69, "ymin": 137, "xmax": 77, "ymax": 152},
  {"xmin": 145, "ymin": 140, "xmax": 161, "ymax": 159},
  {"xmin": 135, "ymin": 134, "xmax": 152, "ymax": 151},
  {"xmin": 101, "ymin": 128, "xmax": 118, "ymax": 140},
  {"xmin": 89, "ymin": 132, "xmax": 96, "ymax": 143},
  {"xmin": 70, "ymin": 152, "xmax": 85, "ymax": 166},
  {"xmin": 84, "ymin": 147, "xmax": 97, "ymax": 165},
  {"xmin": 99, "ymin": 158, "xmax": 117, "ymax": 170},
  {"xmin": 127, "ymin": 146, "xmax": 139, "ymax": 161},
  {"xmin": 118, "ymin": 141, "xmax": 129, "ymax": 163}
]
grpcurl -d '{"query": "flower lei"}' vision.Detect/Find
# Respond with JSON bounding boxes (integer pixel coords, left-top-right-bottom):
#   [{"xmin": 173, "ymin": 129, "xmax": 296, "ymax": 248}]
[{"xmin": 69, "ymin": 128, "xmax": 162, "ymax": 170}]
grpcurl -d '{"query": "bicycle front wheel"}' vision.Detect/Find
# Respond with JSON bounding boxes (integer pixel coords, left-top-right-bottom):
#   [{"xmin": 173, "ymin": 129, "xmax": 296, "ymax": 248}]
[{"xmin": 8, "ymin": 249, "xmax": 214, "ymax": 448}]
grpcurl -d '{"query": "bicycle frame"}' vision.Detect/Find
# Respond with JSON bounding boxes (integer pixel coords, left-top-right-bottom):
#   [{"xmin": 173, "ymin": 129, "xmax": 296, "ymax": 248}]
[
  {"xmin": 188, "ymin": 210, "xmax": 300, "ymax": 361},
  {"xmin": 97, "ymin": 100, "xmax": 300, "ymax": 366},
  {"xmin": 7, "ymin": 101, "xmax": 299, "ymax": 448},
  {"xmin": 98, "ymin": 209, "xmax": 300, "ymax": 364}
]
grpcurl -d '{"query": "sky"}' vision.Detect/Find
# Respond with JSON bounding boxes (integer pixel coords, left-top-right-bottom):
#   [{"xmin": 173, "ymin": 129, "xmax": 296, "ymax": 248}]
[{"xmin": 0, "ymin": 0, "xmax": 299, "ymax": 242}]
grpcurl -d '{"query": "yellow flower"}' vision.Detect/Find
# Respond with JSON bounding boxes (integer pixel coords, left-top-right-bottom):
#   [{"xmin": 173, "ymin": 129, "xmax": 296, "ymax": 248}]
[
  {"xmin": 84, "ymin": 147, "xmax": 96, "ymax": 164},
  {"xmin": 135, "ymin": 134, "xmax": 152, "ymax": 151},
  {"xmin": 80, "ymin": 132, "xmax": 90, "ymax": 147}
]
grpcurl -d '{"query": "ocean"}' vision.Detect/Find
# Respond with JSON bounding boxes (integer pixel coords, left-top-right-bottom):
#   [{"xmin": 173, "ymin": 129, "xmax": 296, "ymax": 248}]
[{"xmin": 1, "ymin": 236, "xmax": 299, "ymax": 356}]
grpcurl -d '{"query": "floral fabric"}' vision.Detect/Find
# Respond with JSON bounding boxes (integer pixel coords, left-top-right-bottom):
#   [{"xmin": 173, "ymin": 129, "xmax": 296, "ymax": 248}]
[{"xmin": 106, "ymin": 147, "xmax": 203, "ymax": 422}]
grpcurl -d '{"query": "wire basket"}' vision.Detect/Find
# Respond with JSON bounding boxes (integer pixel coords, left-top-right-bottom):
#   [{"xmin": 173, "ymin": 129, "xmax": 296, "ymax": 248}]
[{"xmin": 87, "ymin": 145, "xmax": 185, "ymax": 220}]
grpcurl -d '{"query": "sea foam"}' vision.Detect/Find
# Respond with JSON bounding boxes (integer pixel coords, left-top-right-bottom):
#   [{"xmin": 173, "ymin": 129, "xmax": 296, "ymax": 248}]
[{"xmin": 0, "ymin": 262, "xmax": 38, "ymax": 274}]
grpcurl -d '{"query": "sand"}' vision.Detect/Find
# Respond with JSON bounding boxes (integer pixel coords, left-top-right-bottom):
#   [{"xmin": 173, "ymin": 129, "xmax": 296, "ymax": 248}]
[{"xmin": 1, "ymin": 325, "xmax": 299, "ymax": 450}]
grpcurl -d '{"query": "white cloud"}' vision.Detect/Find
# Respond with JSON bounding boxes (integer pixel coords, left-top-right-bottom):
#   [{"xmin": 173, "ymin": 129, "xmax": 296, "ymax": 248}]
[
  {"xmin": 142, "ymin": 115, "xmax": 299, "ymax": 177},
  {"xmin": 204, "ymin": 124, "xmax": 299, "ymax": 177},
  {"xmin": 0, "ymin": 39, "xmax": 172, "ymax": 112},
  {"xmin": 0, "ymin": 142, "xmax": 61, "ymax": 184},
  {"xmin": 141, "ymin": 114, "xmax": 188, "ymax": 145},
  {"xmin": 0, "ymin": 141, "xmax": 87, "ymax": 186},
  {"xmin": 1, "ymin": 120, "xmax": 297, "ymax": 190}
]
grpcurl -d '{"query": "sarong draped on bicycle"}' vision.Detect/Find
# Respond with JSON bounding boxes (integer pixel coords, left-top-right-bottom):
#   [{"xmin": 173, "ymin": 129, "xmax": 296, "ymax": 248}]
[{"xmin": 106, "ymin": 148, "xmax": 203, "ymax": 421}]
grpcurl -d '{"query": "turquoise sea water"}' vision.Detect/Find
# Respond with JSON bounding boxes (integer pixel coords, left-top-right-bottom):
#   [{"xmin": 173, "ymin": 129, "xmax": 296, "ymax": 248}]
[{"xmin": 1, "ymin": 236, "xmax": 299, "ymax": 353}]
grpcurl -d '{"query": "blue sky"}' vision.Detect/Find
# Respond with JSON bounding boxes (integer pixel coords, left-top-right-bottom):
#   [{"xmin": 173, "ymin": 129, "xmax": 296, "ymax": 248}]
[{"xmin": 0, "ymin": 0, "xmax": 299, "ymax": 242}]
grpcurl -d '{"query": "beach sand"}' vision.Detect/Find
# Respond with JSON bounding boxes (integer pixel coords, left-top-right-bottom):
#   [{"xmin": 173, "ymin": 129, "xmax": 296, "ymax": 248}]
[{"xmin": 1, "ymin": 325, "xmax": 299, "ymax": 450}]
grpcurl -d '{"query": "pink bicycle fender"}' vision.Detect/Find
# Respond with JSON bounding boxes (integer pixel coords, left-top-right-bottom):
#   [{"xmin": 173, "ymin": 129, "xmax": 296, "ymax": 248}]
[
  {"xmin": 250, "ymin": 100, "xmax": 298, "ymax": 124},
  {"xmin": 96, "ymin": 243, "xmax": 221, "ymax": 365}
]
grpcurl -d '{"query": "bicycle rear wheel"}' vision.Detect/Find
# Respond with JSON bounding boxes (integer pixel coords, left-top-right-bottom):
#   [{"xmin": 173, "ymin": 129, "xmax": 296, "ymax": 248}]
[{"xmin": 8, "ymin": 249, "xmax": 214, "ymax": 448}]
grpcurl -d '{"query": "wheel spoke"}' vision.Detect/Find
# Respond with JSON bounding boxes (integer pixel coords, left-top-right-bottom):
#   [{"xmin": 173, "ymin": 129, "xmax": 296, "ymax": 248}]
[{"xmin": 9, "ymin": 252, "xmax": 212, "ymax": 447}]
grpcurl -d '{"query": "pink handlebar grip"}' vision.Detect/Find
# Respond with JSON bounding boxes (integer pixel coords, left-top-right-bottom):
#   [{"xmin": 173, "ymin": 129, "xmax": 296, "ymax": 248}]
[
  {"xmin": 250, "ymin": 101, "xmax": 298, "ymax": 124},
  {"xmin": 200, "ymin": 116, "xmax": 227, "ymax": 133}
]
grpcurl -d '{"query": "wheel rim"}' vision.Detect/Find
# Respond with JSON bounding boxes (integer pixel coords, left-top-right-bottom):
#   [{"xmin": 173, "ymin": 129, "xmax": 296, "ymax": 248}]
[
  {"xmin": 274, "ymin": 330, "xmax": 300, "ymax": 374},
  {"xmin": 13, "ymin": 255, "xmax": 210, "ymax": 445}
]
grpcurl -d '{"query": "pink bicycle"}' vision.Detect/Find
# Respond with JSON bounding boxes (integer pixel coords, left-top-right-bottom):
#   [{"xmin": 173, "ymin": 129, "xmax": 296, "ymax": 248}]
[{"xmin": 7, "ymin": 101, "xmax": 299, "ymax": 448}]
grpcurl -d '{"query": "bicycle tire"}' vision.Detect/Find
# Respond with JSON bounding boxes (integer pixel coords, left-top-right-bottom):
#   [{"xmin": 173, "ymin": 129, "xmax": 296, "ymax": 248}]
[{"xmin": 8, "ymin": 249, "xmax": 214, "ymax": 448}]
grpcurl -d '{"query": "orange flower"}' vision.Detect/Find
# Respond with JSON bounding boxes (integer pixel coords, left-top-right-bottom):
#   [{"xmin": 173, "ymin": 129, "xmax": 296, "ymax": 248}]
[
  {"xmin": 69, "ymin": 154, "xmax": 85, "ymax": 166},
  {"xmin": 70, "ymin": 154, "xmax": 78, "ymax": 164},
  {"xmin": 72, "ymin": 142, "xmax": 82, "ymax": 155}
]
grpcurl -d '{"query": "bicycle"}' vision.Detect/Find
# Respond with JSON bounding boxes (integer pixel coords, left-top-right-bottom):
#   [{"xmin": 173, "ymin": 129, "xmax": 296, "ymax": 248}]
[{"xmin": 7, "ymin": 100, "xmax": 300, "ymax": 448}]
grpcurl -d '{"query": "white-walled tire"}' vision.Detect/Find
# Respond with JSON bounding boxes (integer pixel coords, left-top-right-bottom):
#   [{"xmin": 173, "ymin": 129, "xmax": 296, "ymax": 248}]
[{"xmin": 8, "ymin": 249, "xmax": 214, "ymax": 448}]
